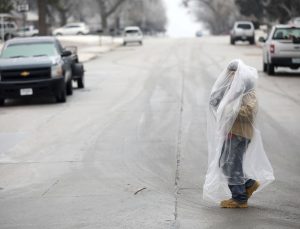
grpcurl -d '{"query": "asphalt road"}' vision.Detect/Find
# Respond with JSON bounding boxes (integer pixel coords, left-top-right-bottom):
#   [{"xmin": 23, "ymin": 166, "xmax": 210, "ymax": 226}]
[{"xmin": 0, "ymin": 37, "xmax": 300, "ymax": 229}]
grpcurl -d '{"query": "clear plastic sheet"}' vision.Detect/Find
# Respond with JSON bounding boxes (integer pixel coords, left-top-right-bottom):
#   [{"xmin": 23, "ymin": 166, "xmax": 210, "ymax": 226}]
[{"xmin": 203, "ymin": 59, "xmax": 275, "ymax": 203}]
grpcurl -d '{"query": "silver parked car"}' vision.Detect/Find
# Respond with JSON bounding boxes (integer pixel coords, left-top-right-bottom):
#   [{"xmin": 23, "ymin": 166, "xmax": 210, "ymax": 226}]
[
  {"xmin": 123, "ymin": 27, "xmax": 143, "ymax": 46},
  {"xmin": 260, "ymin": 24, "xmax": 300, "ymax": 75},
  {"xmin": 230, "ymin": 21, "xmax": 255, "ymax": 45}
]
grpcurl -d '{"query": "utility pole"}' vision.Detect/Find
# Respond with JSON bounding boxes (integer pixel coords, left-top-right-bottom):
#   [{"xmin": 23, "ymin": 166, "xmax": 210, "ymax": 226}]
[
  {"xmin": 17, "ymin": 1, "xmax": 29, "ymax": 37},
  {"xmin": 38, "ymin": 0, "xmax": 47, "ymax": 35}
]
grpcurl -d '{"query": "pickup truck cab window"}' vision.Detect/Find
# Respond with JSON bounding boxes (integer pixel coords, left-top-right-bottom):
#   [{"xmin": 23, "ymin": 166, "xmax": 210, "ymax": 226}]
[{"xmin": 272, "ymin": 28, "xmax": 300, "ymax": 40}]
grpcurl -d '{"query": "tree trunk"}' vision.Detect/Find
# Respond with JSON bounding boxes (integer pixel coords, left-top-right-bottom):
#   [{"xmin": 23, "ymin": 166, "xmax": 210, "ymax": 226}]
[
  {"xmin": 59, "ymin": 10, "xmax": 67, "ymax": 26},
  {"xmin": 97, "ymin": 0, "xmax": 127, "ymax": 34},
  {"xmin": 101, "ymin": 16, "xmax": 108, "ymax": 34}
]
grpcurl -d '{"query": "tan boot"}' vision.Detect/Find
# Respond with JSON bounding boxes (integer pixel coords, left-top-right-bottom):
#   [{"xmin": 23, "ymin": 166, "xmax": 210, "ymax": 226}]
[
  {"xmin": 220, "ymin": 199, "xmax": 248, "ymax": 208},
  {"xmin": 246, "ymin": 181, "xmax": 260, "ymax": 198}
]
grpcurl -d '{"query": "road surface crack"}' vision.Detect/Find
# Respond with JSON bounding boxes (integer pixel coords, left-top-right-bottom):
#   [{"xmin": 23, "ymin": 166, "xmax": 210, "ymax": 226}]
[
  {"xmin": 41, "ymin": 180, "xmax": 59, "ymax": 197},
  {"xmin": 173, "ymin": 44, "xmax": 186, "ymax": 227}
]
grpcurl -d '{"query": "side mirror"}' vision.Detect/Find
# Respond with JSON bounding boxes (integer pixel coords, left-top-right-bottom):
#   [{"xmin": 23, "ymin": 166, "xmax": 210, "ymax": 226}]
[
  {"xmin": 61, "ymin": 50, "xmax": 72, "ymax": 57},
  {"xmin": 258, "ymin": 37, "xmax": 266, "ymax": 43}
]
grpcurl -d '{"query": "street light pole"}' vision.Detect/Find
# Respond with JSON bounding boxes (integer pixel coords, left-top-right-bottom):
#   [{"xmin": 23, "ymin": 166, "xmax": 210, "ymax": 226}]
[{"xmin": 1, "ymin": 16, "xmax": 4, "ymax": 41}]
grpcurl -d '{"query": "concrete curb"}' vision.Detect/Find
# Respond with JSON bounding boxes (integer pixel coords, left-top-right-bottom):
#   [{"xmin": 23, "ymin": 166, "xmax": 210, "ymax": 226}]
[{"xmin": 78, "ymin": 42, "xmax": 122, "ymax": 63}]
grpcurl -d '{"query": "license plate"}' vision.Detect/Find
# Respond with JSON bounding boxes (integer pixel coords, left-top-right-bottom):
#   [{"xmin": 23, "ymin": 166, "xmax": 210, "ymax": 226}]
[
  {"xmin": 20, "ymin": 88, "xmax": 33, "ymax": 96},
  {"xmin": 292, "ymin": 58, "xmax": 300, "ymax": 64}
]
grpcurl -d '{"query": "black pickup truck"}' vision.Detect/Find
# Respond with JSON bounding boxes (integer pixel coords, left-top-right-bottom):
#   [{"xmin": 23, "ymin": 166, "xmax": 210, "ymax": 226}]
[{"xmin": 0, "ymin": 36, "xmax": 84, "ymax": 105}]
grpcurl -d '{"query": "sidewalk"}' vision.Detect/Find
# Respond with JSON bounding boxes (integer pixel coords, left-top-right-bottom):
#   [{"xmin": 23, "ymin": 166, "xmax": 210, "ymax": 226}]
[
  {"xmin": 0, "ymin": 35, "xmax": 123, "ymax": 63},
  {"xmin": 57, "ymin": 35, "xmax": 123, "ymax": 62}
]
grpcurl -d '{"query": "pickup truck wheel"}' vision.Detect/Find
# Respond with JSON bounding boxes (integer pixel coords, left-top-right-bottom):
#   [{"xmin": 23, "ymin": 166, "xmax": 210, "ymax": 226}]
[
  {"xmin": 56, "ymin": 89, "xmax": 66, "ymax": 103},
  {"xmin": 263, "ymin": 62, "xmax": 267, "ymax": 72},
  {"xmin": 77, "ymin": 76, "xmax": 85, "ymax": 89},
  {"xmin": 0, "ymin": 99, "xmax": 5, "ymax": 106},
  {"xmin": 66, "ymin": 80, "xmax": 73, "ymax": 95},
  {"xmin": 267, "ymin": 63, "xmax": 275, "ymax": 75},
  {"xmin": 230, "ymin": 38, "xmax": 235, "ymax": 45}
]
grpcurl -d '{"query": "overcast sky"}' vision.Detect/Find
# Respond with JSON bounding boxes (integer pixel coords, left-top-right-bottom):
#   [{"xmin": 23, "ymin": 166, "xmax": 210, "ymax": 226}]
[{"xmin": 164, "ymin": 0, "xmax": 201, "ymax": 37}]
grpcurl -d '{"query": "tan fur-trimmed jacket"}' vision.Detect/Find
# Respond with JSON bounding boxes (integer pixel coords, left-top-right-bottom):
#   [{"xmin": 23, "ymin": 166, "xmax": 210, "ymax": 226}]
[{"xmin": 231, "ymin": 90, "xmax": 258, "ymax": 139}]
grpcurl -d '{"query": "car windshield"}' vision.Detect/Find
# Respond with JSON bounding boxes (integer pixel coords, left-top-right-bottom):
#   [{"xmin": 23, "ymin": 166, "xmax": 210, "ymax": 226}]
[
  {"xmin": 1, "ymin": 42, "xmax": 58, "ymax": 58},
  {"xmin": 237, "ymin": 24, "xmax": 251, "ymax": 29},
  {"xmin": 273, "ymin": 28, "xmax": 300, "ymax": 40}
]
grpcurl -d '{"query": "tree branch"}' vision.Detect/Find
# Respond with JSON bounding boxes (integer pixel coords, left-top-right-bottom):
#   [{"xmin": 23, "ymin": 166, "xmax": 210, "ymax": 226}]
[{"xmin": 105, "ymin": 0, "xmax": 127, "ymax": 17}]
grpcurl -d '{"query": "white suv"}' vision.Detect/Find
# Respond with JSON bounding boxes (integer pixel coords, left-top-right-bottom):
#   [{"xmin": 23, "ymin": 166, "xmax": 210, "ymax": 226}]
[
  {"xmin": 230, "ymin": 21, "xmax": 255, "ymax": 45},
  {"xmin": 0, "ymin": 21, "xmax": 18, "ymax": 41},
  {"xmin": 261, "ymin": 25, "xmax": 300, "ymax": 75},
  {"xmin": 53, "ymin": 23, "xmax": 90, "ymax": 36},
  {"xmin": 123, "ymin": 27, "xmax": 143, "ymax": 46}
]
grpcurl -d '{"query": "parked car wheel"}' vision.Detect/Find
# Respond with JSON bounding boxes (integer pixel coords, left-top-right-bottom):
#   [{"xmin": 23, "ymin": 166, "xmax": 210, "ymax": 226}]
[
  {"xmin": 123, "ymin": 42, "xmax": 127, "ymax": 46},
  {"xmin": 267, "ymin": 63, "xmax": 275, "ymax": 75},
  {"xmin": 55, "ymin": 33, "xmax": 63, "ymax": 36},
  {"xmin": 249, "ymin": 37, "xmax": 255, "ymax": 45},
  {"xmin": 77, "ymin": 32, "xmax": 84, "ymax": 35},
  {"xmin": 4, "ymin": 33, "xmax": 13, "ymax": 41}
]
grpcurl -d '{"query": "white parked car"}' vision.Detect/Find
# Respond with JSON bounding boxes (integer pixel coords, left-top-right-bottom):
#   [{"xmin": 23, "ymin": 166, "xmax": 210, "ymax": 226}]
[
  {"xmin": 123, "ymin": 27, "xmax": 143, "ymax": 46},
  {"xmin": 260, "ymin": 24, "xmax": 300, "ymax": 75},
  {"xmin": 289, "ymin": 17, "xmax": 300, "ymax": 26},
  {"xmin": 230, "ymin": 21, "xmax": 255, "ymax": 45},
  {"xmin": 52, "ymin": 23, "xmax": 90, "ymax": 36},
  {"xmin": 16, "ymin": 25, "xmax": 39, "ymax": 37}
]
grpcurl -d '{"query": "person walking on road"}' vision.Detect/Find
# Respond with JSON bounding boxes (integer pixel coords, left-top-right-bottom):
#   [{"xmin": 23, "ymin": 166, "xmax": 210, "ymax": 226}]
[{"xmin": 203, "ymin": 60, "xmax": 274, "ymax": 208}]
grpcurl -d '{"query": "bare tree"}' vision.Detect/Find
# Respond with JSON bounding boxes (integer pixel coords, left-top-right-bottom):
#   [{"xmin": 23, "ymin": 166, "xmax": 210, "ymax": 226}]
[
  {"xmin": 120, "ymin": 0, "xmax": 167, "ymax": 33},
  {"xmin": 0, "ymin": 0, "xmax": 14, "ymax": 13},
  {"xmin": 47, "ymin": 0, "xmax": 75, "ymax": 26},
  {"xmin": 184, "ymin": 0, "xmax": 239, "ymax": 35},
  {"xmin": 95, "ymin": 0, "xmax": 127, "ymax": 33}
]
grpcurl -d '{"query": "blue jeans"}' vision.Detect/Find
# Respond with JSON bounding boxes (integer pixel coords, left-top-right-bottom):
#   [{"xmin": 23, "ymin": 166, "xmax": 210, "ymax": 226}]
[{"xmin": 219, "ymin": 134, "xmax": 256, "ymax": 203}]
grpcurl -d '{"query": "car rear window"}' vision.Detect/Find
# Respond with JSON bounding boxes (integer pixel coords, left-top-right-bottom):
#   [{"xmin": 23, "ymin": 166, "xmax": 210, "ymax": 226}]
[
  {"xmin": 1, "ymin": 42, "xmax": 58, "ymax": 58},
  {"xmin": 272, "ymin": 28, "xmax": 300, "ymax": 40},
  {"xmin": 237, "ymin": 24, "xmax": 252, "ymax": 29},
  {"xmin": 125, "ymin": 30, "xmax": 140, "ymax": 34}
]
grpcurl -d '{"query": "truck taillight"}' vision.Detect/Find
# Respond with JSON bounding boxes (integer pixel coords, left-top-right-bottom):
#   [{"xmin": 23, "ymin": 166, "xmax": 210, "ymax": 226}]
[{"xmin": 270, "ymin": 44, "xmax": 275, "ymax": 54}]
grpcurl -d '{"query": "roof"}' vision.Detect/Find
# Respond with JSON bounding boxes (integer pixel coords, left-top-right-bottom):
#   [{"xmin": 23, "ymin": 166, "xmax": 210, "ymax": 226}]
[
  {"xmin": 274, "ymin": 24, "xmax": 300, "ymax": 28},
  {"xmin": 5, "ymin": 36, "xmax": 58, "ymax": 45},
  {"xmin": 234, "ymin": 21, "xmax": 253, "ymax": 24},
  {"xmin": 124, "ymin": 26, "xmax": 141, "ymax": 31},
  {"xmin": 0, "ymin": 13, "xmax": 14, "ymax": 18}
]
